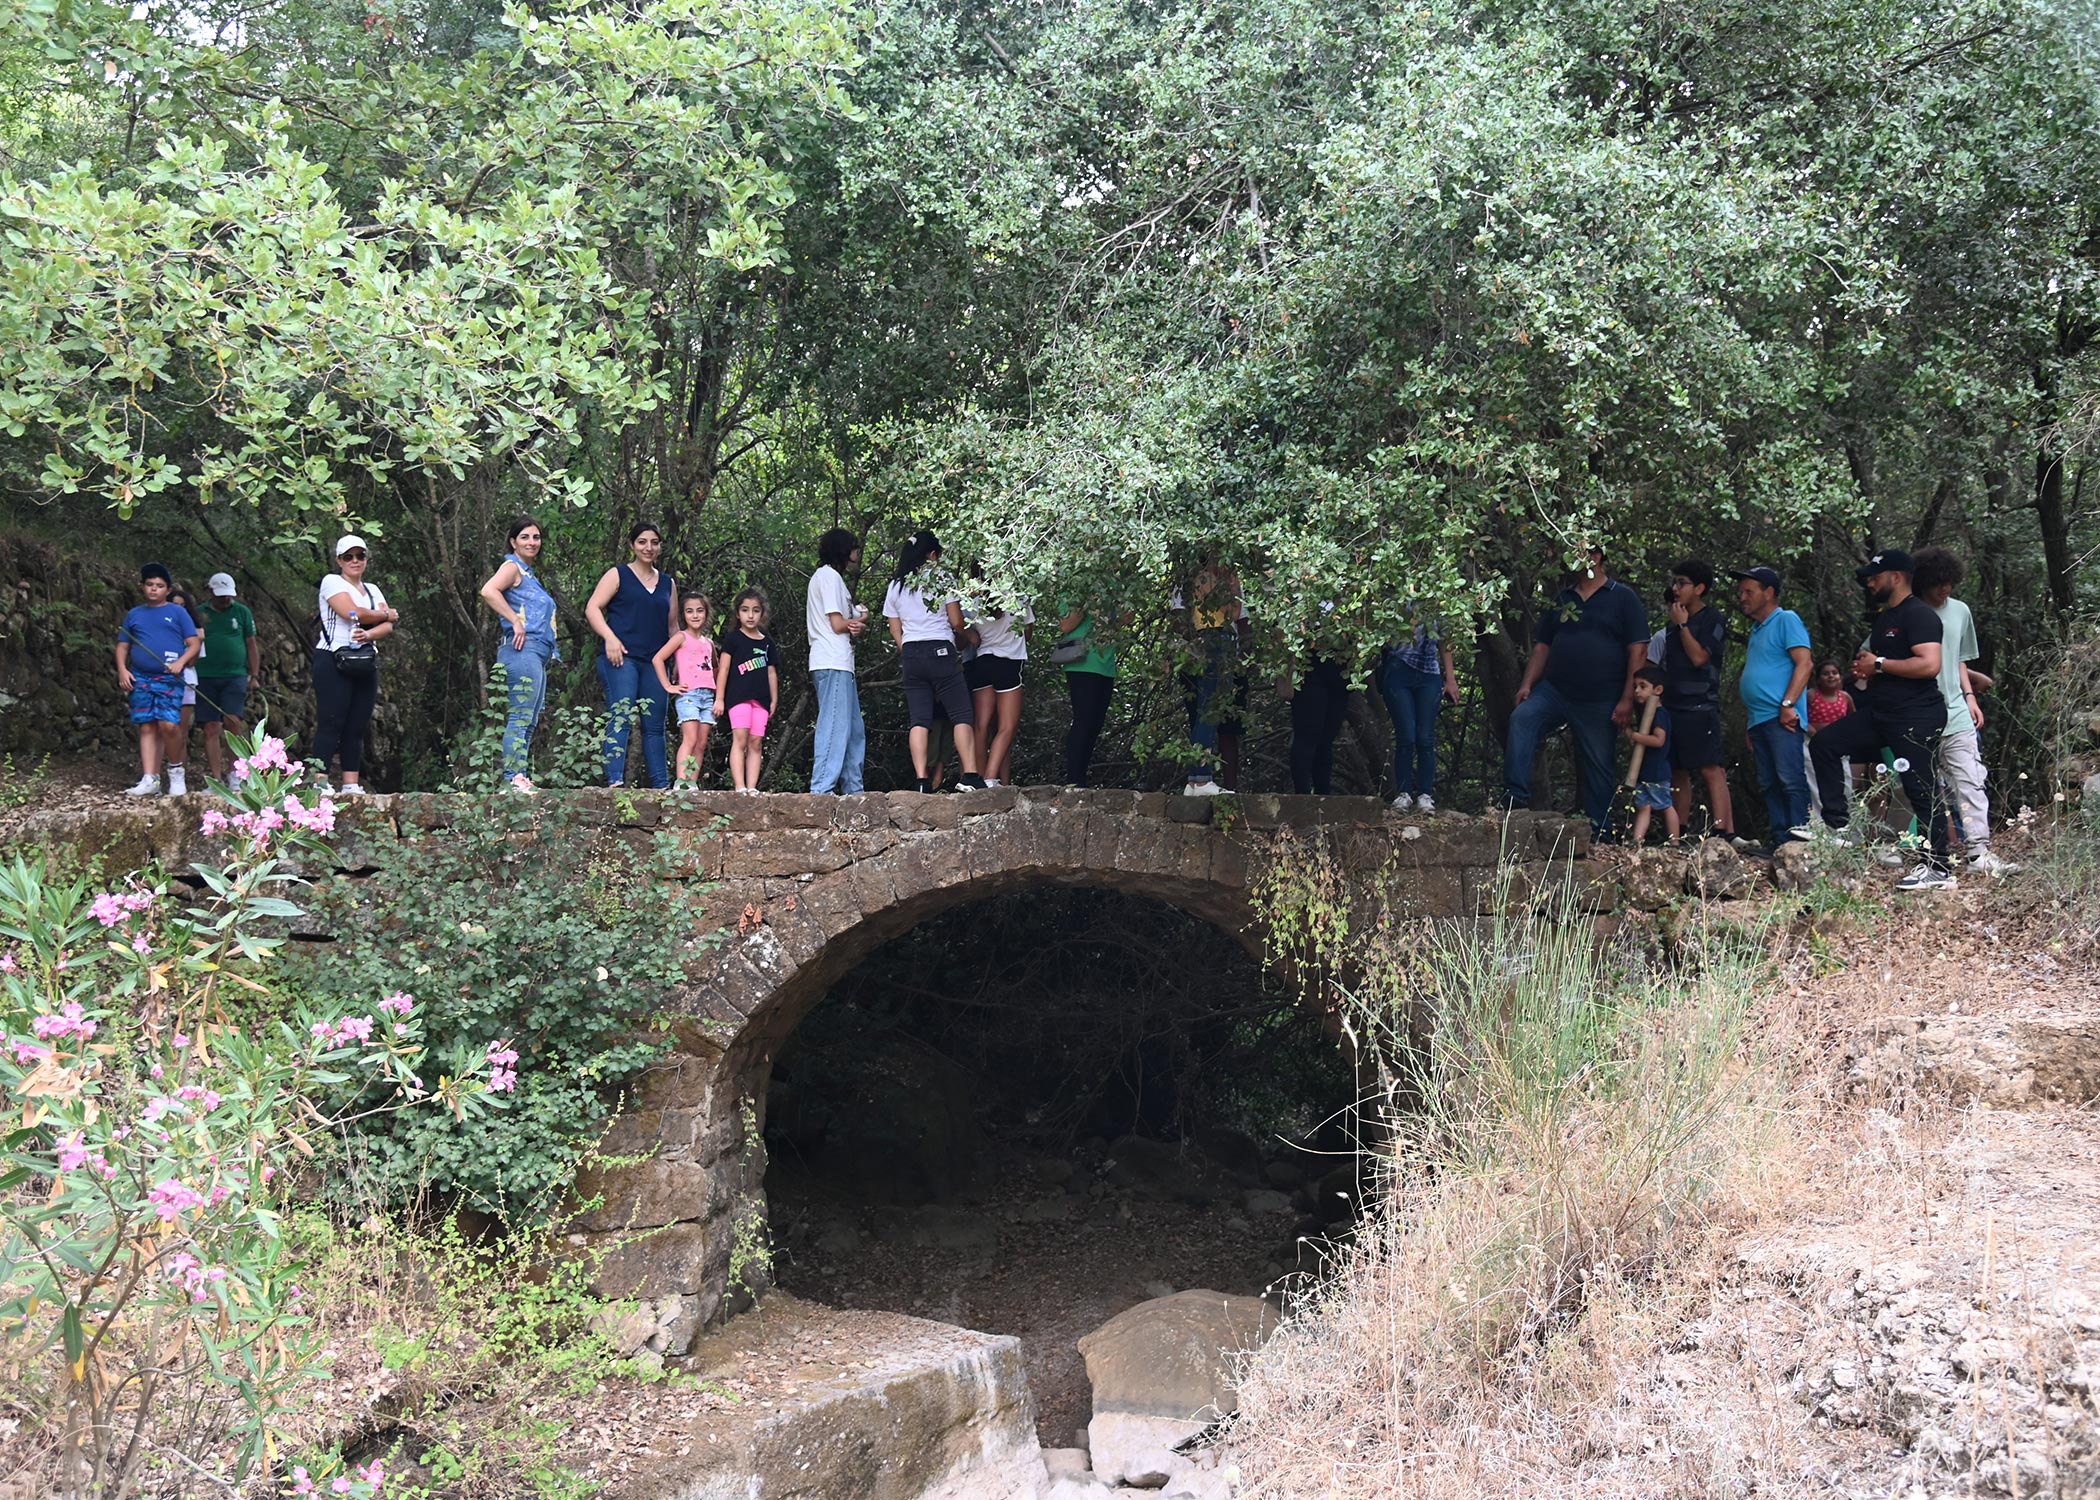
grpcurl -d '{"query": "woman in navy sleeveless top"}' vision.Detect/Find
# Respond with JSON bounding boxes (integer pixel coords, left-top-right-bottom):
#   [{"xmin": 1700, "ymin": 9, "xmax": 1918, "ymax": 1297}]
[{"xmin": 584, "ymin": 523, "xmax": 677, "ymax": 786}]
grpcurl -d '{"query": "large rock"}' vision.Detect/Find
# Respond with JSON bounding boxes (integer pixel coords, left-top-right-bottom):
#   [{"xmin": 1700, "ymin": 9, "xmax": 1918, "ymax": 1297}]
[
  {"xmin": 1772, "ymin": 839, "xmax": 1817, "ymax": 893},
  {"xmin": 1687, "ymin": 837, "xmax": 1758, "ymax": 899},
  {"xmin": 1622, "ymin": 850, "xmax": 1689, "ymax": 911},
  {"xmin": 1084, "ymin": 1412, "xmax": 1197, "ymax": 1489},
  {"xmin": 1078, "ymin": 1289, "xmax": 1279, "ymax": 1429},
  {"xmin": 631, "ymin": 1293, "xmax": 1047, "ymax": 1499}
]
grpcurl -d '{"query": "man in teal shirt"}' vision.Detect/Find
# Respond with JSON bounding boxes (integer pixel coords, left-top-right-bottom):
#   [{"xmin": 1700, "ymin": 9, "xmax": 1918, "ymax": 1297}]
[{"xmin": 1731, "ymin": 566, "xmax": 1814, "ymax": 848}]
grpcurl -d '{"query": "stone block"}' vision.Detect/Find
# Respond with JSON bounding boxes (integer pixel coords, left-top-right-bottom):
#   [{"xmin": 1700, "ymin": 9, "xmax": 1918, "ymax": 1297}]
[
  {"xmin": 829, "ymin": 792, "xmax": 889, "ymax": 834},
  {"xmin": 793, "ymin": 876, "xmax": 868, "ymax": 942},
  {"xmin": 1163, "ymin": 794, "xmax": 1217, "ymax": 826},
  {"xmin": 1209, "ymin": 836, "xmax": 1251, "ymax": 891},
  {"xmin": 576, "ymin": 1221, "xmax": 718, "ymax": 1298},
  {"xmin": 760, "ymin": 793, "xmax": 836, "ymax": 829},
  {"xmin": 571, "ymin": 1157, "xmax": 715, "ymax": 1232},
  {"xmin": 717, "ymin": 828, "xmax": 854, "ymax": 878},
  {"xmin": 596, "ymin": 1107, "xmax": 700, "ymax": 1159},
  {"xmin": 959, "ymin": 785, "xmax": 1020, "ymax": 816},
  {"xmin": 1063, "ymin": 788, "xmax": 1142, "ymax": 815},
  {"xmin": 841, "ymin": 851, "xmax": 901, "ymax": 917},
  {"xmin": 628, "ymin": 1049, "xmax": 727, "ymax": 1112},
  {"xmin": 890, "ymin": 794, "xmax": 964, "ymax": 832},
  {"xmin": 958, "ymin": 814, "xmax": 1023, "ymax": 882},
  {"xmin": 1022, "ymin": 805, "xmax": 1084, "ymax": 871}
]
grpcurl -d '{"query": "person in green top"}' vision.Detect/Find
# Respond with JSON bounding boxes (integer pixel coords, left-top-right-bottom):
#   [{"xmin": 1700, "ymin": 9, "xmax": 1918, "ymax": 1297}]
[
  {"xmin": 196, "ymin": 572, "xmax": 261, "ymax": 781},
  {"xmin": 1055, "ymin": 604, "xmax": 1117, "ymax": 785}
]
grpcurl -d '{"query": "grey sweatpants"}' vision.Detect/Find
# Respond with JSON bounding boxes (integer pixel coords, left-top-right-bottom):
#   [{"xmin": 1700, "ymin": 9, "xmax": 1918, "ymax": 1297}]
[{"xmin": 1937, "ymin": 727, "xmax": 1991, "ymax": 853}]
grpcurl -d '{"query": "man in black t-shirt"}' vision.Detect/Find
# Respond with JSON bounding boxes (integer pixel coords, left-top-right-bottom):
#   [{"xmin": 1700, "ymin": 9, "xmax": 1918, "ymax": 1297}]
[
  {"xmin": 1808, "ymin": 549, "xmax": 1954, "ymax": 889},
  {"xmin": 1503, "ymin": 546, "xmax": 1650, "ymax": 836},
  {"xmin": 1654, "ymin": 559, "xmax": 1738, "ymax": 843}
]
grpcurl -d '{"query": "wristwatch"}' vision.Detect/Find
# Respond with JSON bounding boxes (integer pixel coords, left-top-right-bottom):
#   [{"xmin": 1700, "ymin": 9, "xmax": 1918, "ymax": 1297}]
[
  {"xmin": 1780, "ymin": 697, "xmax": 1796, "ymax": 708},
  {"xmin": 1873, "ymin": 655, "xmax": 1886, "ymax": 674}
]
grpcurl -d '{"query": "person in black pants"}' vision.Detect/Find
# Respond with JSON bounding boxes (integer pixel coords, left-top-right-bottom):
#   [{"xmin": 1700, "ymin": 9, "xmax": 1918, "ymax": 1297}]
[
  {"xmin": 1056, "ymin": 605, "xmax": 1117, "ymax": 786},
  {"xmin": 1287, "ymin": 655, "xmax": 1349, "ymax": 795},
  {"xmin": 1808, "ymin": 549, "xmax": 1953, "ymax": 891},
  {"xmin": 312, "ymin": 534, "xmax": 396, "ymax": 793}
]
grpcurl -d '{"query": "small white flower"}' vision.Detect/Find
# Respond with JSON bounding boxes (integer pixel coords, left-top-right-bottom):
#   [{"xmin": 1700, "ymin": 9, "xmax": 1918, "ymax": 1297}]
[
  {"xmin": 1892, "ymin": 757, "xmax": 1911, "ymax": 773},
  {"xmin": 2018, "ymin": 771, "xmax": 2029, "ymax": 780},
  {"xmin": 2055, "ymin": 792, "xmax": 2067, "ymax": 803}
]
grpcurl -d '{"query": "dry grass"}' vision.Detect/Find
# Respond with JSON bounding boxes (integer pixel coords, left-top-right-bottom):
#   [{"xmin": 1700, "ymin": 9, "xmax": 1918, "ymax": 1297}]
[{"xmin": 1230, "ymin": 868, "xmax": 1804, "ymax": 1497}]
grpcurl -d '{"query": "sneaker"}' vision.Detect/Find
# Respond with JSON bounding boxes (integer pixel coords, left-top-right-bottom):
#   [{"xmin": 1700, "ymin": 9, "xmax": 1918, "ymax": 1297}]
[
  {"xmin": 1895, "ymin": 863, "xmax": 1957, "ymax": 892},
  {"xmin": 1184, "ymin": 780, "xmax": 1225, "ymax": 796},
  {"xmin": 1389, "ymin": 793, "xmax": 1414, "ymax": 811},
  {"xmin": 507, "ymin": 774, "xmax": 537, "ymax": 795},
  {"xmin": 984, "ymin": 778, "xmax": 1003, "ymax": 788},
  {"xmin": 338, "ymin": 783, "xmax": 367, "ymax": 796},
  {"xmin": 1413, "ymin": 795, "xmax": 1435, "ymax": 813},
  {"xmin": 1726, "ymin": 833, "xmax": 1761, "ymax": 855},
  {"xmin": 953, "ymin": 773, "xmax": 987, "ymax": 791},
  {"xmin": 124, "ymin": 774, "xmax": 161, "ymax": 797},
  {"xmin": 165, "ymin": 766, "xmax": 187, "ymax": 797},
  {"xmin": 1968, "ymin": 849, "xmax": 2022, "ymax": 876}
]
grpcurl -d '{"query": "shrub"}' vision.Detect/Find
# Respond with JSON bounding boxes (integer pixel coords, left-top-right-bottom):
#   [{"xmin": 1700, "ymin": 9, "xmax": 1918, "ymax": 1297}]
[
  {"xmin": 0, "ymin": 730, "xmax": 505, "ymax": 1499},
  {"xmin": 289, "ymin": 775, "xmax": 712, "ymax": 1225}
]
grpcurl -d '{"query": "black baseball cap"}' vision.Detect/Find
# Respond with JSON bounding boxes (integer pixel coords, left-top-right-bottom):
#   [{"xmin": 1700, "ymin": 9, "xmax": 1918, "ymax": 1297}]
[
  {"xmin": 1729, "ymin": 566, "xmax": 1782, "ymax": 592},
  {"xmin": 140, "ymin": 562, "xmax": 172, "ymax": 585},
  {"xmin": 1854, "ymin": 549, "xmax": 1914, "ymax": 583}
]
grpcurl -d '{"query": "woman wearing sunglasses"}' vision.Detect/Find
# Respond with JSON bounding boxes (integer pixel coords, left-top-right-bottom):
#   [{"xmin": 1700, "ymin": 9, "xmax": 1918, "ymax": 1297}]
[{"xmin": 314, "ymin": 534, "xmax": 397, "ymax": 793}]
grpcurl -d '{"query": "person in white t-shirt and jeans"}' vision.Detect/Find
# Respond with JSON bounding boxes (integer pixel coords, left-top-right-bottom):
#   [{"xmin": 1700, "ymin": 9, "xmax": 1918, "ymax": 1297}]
[{"xmin": 806, "ymin": 529, "xmax": 868, "ymax": 795}]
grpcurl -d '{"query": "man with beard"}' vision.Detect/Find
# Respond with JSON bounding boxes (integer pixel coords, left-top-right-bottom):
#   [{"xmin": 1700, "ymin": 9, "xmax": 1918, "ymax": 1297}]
[{"xmin": 1808, "ymin": 549, "xmax": 1955, "ymax": 891}]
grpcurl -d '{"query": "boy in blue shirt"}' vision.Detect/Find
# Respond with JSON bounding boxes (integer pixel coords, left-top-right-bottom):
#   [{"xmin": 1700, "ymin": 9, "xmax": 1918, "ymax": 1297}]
[
  {"xmin": 114, "ymin": 563, "xmax": 202, "ymax": 796},
  {"xmin": 1626, "ymin": 666, "xmax": 1678, "ymax": 844}
]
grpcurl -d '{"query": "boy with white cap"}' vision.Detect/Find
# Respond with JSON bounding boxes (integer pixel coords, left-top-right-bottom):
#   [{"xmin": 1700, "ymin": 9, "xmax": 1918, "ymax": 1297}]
[{"xmin": 196, "ymin": 572, "xmax": 260, "ymax": 781}]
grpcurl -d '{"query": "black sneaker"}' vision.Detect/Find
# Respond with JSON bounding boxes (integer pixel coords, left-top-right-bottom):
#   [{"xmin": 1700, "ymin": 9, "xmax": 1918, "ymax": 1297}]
[
  {"xmin": 953, "ymin": 773, "xmax": 986, "ymax": 792},
  {"xmin": 1895, "ymin": 863, "xmax": 1957, "ymax": 893}
]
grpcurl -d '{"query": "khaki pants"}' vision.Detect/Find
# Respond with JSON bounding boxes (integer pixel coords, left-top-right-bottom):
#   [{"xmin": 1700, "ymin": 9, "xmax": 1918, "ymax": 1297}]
[{"xmin": 1937, "ymin": 727, "xmax": 1991, "ymax": 854}]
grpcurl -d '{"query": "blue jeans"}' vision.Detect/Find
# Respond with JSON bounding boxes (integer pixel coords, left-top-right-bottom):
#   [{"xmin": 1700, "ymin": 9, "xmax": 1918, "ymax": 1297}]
[
  {"xmin": 809, "ymin": 669, "xmax": 865, "ymax": 795},
  {"xmin": 1748, "ymin": 717, "xmax": 1812, "ymax": 846},
  {"xmin": 1379, "ymin": 658, "xmax": 1442, "ymax": 798},
  {"xmin": 1503, "ymin": 681, "xmax": 1618, "ymax": 833},
  {"xmin": 1182, "ymin": 629, "xmax": 1235, "ymax": 783},
  {"xmin": 595, "ymin": 653, "xmax": 669, "ymax": 787},
  {"xmin": 495, "ymin": 642, "xmax": 554, "ymax": 777}
]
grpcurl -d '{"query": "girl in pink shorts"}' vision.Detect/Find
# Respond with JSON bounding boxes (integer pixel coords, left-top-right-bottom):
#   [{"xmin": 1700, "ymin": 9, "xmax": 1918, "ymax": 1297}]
[{"xmin": 718, "ymin": 588, "xmax": 778, "ymax": 792}]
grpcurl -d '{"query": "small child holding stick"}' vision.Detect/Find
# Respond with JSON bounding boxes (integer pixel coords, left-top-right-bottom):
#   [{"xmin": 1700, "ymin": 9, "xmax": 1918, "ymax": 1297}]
[{"xmin": 1625, "ymin": 665, "xmax": 1678, "ymax": 844}]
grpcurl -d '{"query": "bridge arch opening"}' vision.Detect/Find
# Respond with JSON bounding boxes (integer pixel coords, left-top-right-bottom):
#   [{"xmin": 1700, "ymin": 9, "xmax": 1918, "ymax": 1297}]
[{"xmin": 755, "ymin": 883, "xmax": 1358, "ymax": 1444}]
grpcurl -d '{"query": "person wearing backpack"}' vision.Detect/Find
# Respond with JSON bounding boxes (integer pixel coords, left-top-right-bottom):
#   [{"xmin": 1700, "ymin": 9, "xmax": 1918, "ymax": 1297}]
[{"xmin": 313, "ymin": 534, "xmax": 396, "ymax": 794}]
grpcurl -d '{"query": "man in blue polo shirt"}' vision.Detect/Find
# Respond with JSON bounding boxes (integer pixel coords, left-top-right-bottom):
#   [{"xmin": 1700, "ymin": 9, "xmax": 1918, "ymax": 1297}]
[
  {"xmin": 1503, "ymin": 545, "xmax": 1650, "ymax": 837},
  {"xmin": 1731, "ymin": 565, "xmax": 1813, "ymax": 848}
]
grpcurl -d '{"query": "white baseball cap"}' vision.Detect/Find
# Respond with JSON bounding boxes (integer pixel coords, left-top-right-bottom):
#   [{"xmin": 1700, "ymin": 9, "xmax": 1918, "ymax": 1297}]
[
  {"xmin": 334, "ymin": 534, "xmax": 369, "ymax": 558},
  {"xmin": 207, "ymin": 572, "xmax": 237, "ymax": 597}
]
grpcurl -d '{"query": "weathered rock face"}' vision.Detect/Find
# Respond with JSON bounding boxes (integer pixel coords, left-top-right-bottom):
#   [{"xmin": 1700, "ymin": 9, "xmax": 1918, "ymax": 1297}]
[
  {"xmin": 1846, "ymin": 1014, "xmax": 2100, "ymax": 1108},
  {"xmin": 1079, "ymin": 1289, "xmax": 1278, "ymax": 1425},
  {"xmin": 625, "ymin": 1294, "xmax": 1048, "ymax": 1500}
]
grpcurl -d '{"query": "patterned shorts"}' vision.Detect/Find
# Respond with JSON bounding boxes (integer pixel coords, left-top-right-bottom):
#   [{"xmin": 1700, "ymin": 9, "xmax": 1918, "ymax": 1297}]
[{"xmin": 128, "ymin": 673, "xmax": 183, "ymax": 725}]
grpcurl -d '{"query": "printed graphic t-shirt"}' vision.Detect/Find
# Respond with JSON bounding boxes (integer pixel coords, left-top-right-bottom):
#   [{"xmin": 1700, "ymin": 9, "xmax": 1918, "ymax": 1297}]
[
  {"xmin": 720, "ymin": 630, "xmax": 774, "ymax": 709},
  {"xmin": 118, "ymin": 603, "xmax": 197, "ymax": 675},
  {"xmin": 200, "ymin": 601, "xmax": 256, "ymax": 677}
]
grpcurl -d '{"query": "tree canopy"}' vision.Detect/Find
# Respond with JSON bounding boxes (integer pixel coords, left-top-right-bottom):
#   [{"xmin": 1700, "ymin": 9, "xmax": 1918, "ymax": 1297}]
[{"xmin": 2, "ymin": 0, "xmax": 2095, "ymax": 782}]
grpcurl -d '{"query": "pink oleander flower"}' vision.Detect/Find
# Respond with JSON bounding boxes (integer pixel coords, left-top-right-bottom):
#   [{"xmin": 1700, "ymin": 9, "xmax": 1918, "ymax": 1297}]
[
  {"xmin": 378, "ymin": 992, "xmax": 414, "ymax": 1016},
  {"xmin": 92, "ymin": 892, "xmax": 126, "ymax": 927},
  {"xmin": 200, "ymin": 809, "xmax": 230, "ymax": 834},
  {"xmin": 132, "ymin": 932, "xmax": 151, "ymax": 953},
  {"xmin": 175, "ymin": 1084, "xmax": 223, "ymax": 1112},
  {"xmin": 9, "ymin": 1041, "xmax": 50, "ymax": 1063},
  {"xmin": 486, "ymin": 1039, "xmax": 519, "ymax": 1093},
  {"xmin": 147, "ymin": 1178, "xmax": 204, "ymax": 1221},
  {"xmin": 172, "ymin": 1032, "xmax": 190, "ymax": 1048},
  {"xmin": 290, "ymin": 1466, "xmax": 315, "ymax": 1496},
  {"xmin": 54, "ymin": 1132, "xmax": 90, "ymax": 1172},
  {"xmin": 250, "ymin": 735, "xmax": 292, "ymax": 773},
  {"xmin": 356, "ymin": 1460, "xmax": 385, "ymax": 1488},
  {"xmin": 338, "ymin": 1015, "xmax": 374, "ymax": 1044},
  {"xmin": 0, "ymin": 951, "xmax": 15, "ymax": 972},
  {"xmin": 149, "ymin": 1062, "xmax": 163, "ymax": 1078},
  {"xmin": 31, "ymin": 1001, "xmax": 96, "ymax": 1041}
]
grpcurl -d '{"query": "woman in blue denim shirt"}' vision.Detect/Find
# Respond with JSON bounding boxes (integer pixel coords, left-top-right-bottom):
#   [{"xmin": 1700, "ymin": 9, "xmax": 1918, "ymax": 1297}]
[
  {"xmin": 583, "ymin": 523, "xmax": 677, "ymax": 788},
  {"xmin": 1378, "ymin": 615, "xmax": 1462, "ymax": 811},
  {"xmin": 478, "ymin": 518, "xmax": 562, "ymax": 792}
]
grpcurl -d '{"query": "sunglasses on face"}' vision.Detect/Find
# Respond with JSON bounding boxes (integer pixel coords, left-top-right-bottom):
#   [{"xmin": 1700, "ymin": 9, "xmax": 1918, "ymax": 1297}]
[{"xmin": 340, "ymin": 551, "xmax": 368, "ymax": 561}]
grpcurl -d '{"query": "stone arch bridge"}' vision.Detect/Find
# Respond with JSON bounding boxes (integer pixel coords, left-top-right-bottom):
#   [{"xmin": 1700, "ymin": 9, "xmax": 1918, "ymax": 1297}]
[{"xmin": 43, "ymin": 786, "xmax": 1597, "ymax": 1351}]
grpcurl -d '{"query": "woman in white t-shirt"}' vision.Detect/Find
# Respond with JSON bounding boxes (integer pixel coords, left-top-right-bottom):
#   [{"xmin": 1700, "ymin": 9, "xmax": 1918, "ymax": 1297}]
[
  {"xmin": 313, "ymin": 533, "xmax": 397, "ymax": 793},
  {"xmin": 882, "ymin": 530, "xmax": 983, "ymax": 792},
  {"xmin": 964, "ymin": 593, "xmax": 1032, "ymax": 788}
]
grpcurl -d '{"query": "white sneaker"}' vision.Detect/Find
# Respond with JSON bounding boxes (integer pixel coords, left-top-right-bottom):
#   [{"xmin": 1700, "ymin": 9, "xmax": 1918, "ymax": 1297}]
[
  {"xmin": 984, "ymin": 778, "xmax": 1003, "ymax": 788},
  {"xmin": 1389, "ymin": 793, "xmax": 1414, "ymax": 811},
  {"xmin": 1896, "ymin": 862, "xmax": 1957, "ymax": 893},
  {"xmin": 338, "ymin": 783, "xmax": 367, "ymax": 796},
  {"xmin": 1413, "ymin": 795, "xmax": 1436, "ymax": 814},
  {"xmin": 165, "ymin": 766, "xmax": 187, "ymax": 797},
  {"xmin": 1969, "ymin": 849, "xmax": 2021, "ymax": 876},
  {"xmin": 1183, "ymin": 780, "xmax": 1225, "ymax": 796},
  {"xmin": 124, "ymin": 774, "xmax": 161, "ymax": 797}
]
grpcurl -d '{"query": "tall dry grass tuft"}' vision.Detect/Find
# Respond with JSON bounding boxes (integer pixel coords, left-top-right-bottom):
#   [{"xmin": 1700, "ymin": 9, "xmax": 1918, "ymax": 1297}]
[{"xmin": 1233, "ymin": 849, "xmax": 1789, "ymax": 1495}]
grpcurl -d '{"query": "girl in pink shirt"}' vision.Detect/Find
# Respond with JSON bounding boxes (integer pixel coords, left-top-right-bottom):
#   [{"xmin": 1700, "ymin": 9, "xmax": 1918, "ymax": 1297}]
[{"xmin": 653, "ymin": 593, "xmax": 718, "ymax": 785}]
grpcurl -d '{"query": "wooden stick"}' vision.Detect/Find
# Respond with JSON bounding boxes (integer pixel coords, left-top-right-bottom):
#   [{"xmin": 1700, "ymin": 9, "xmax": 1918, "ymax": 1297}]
[{"xmin": 1623, "ymin": 696, "xmax": 1660, "ymax": 787}]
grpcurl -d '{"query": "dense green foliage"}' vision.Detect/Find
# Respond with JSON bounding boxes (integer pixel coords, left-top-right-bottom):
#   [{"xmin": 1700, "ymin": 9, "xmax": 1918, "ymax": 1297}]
[{"xmin": 2, "ymin": 0, "xmax": 2095, "ymax": 791}]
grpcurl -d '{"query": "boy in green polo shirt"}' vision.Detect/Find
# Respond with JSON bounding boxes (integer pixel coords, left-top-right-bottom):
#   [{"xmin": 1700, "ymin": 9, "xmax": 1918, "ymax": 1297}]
[{"xmin": 196, "ymin": 572, "xmax": 260, "ymax": 781}]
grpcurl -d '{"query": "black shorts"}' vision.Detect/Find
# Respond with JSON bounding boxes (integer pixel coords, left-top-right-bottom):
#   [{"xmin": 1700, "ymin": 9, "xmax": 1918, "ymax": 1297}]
[
  {"xmin": 966, "ymin": 653, "xmax": 1024, "ymax": 693},
  {"xmin": 902, "ymin": 640, "xmax": 974, "ymax": 729},
  {"xmin": 1669, "ymin": 706, "xmax": 1725, "ymax": 770}
]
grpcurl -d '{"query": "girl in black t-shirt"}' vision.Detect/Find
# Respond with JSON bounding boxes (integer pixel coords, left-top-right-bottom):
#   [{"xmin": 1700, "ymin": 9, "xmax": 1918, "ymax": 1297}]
[{"xmin": 718, "ymin": 588, "xmax": 778, "ymax": 793}]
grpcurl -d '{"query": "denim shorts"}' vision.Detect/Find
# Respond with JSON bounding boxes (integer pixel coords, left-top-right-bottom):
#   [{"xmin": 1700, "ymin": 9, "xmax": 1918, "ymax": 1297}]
[
  {"xmin": 675, "ymin": 687, "xmax": 717, "ymax": 726},
  {"xmin": 1634, "ymin": 780, "xmax": 1674, "ymax": 810},
  {"xmin": 194, "ymin": 676, "xmax": 249, "ymax": 725}
]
